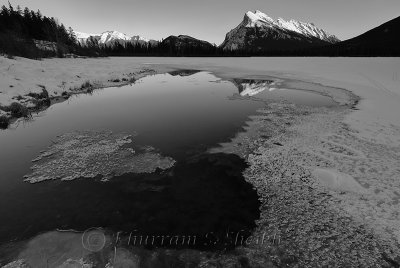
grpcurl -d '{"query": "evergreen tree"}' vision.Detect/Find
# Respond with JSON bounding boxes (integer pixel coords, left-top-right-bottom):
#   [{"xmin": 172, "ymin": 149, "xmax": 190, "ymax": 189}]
[{"xmin": 0, "ymin": 3, "xmax": 95, "ymax": 58}]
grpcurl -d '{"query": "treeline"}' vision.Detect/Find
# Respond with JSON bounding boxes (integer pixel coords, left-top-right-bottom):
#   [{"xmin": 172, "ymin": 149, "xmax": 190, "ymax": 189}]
[
  {"xmin": 98, "ymin": 42, "xmax": 254, "ymax": 57},
  {"xmin": 95, "ymin": 40, "xmax": 399, "ymax": 57},
  {"xmin": 0, "ymin": 3, "xmax": 101, "ymax": 58},
  {"xmin": 99, "ymin": 44, "xmax": 400, "ymax": 57}
]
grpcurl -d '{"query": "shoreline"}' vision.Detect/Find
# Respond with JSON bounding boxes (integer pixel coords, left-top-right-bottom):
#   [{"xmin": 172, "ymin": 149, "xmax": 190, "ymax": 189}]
[
  {"xmin": 209, "ymin": 79, "xmax": 400, "ymax": 265},
  {"xmin": 0, "ymin": 56, "xmax": 178, "ymax": 128},
  {"xmin": 1, "ymin": 56, "xmax": 399, "ymax": 266}
]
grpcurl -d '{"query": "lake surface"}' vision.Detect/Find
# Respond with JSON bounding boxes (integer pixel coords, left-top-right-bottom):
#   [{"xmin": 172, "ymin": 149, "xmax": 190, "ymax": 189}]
[{"xmin": 0, "ymin": 71, "xmax": 337, "ymax": 251}]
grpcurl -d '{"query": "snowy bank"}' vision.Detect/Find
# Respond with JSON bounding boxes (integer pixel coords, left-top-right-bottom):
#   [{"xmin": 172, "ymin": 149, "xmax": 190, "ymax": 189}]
[{"xmin": 0, "ymin": 56, "xmax": 174, "ymax": 127}]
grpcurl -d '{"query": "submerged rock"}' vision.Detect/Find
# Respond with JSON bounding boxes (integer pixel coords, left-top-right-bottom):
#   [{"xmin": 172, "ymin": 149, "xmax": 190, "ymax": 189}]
[{"xmin": 24, "ymin": 130, "xmax": 175, "ymax": 183}]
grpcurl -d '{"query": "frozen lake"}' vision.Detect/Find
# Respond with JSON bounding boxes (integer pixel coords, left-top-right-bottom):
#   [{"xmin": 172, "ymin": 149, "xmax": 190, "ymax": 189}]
[{"xmin": 0, "ymin": 70, "xmax": 337, "ymax": 251}]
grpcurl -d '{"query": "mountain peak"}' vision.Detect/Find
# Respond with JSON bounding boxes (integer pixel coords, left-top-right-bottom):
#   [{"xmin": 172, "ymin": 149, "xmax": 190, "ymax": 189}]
[
  {"xmin": 221, "ymin": 10, "xmax": 340, "ymax": 51},
  {"xmin": 244, "ymin": 10, "xmax": 274, "ymax": 27},
  {"xmin": 96, "ymin": 31, "xmax": 130, "ymax": 45},
  {"xmin": 241, "ymin": 10, "xmax": 339, "ymax": 43}
]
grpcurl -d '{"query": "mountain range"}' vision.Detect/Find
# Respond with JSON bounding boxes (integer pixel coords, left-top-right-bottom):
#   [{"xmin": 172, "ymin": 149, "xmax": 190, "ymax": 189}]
[
  {"xmin": 74, "ymin": 10, "xmax": 399, "ymax": 56},
  {"xmin": 74, "ymin": 10, "xmax": 338, "ymax": 52},
  {"xmin": 4, "ymin": 3, "xmax": 398, "ymax": 59},
  {"xmin": 75, "ymin": 30, "xmax": 158, "ymax": 47}
]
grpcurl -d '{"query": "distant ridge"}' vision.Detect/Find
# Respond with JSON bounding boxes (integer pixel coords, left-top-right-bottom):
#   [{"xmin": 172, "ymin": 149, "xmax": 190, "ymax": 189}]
[
  {"xmin": 327, "ymin": 15, "xmax": 400, "ymax": 56},
  {"xmin": 162, "ymin": 35, "xmax": 214, "ymax": 49}
]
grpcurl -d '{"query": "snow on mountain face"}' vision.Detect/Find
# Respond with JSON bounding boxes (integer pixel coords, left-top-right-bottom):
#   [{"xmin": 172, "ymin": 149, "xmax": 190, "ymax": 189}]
[
  {"xmin": 243, "ymin": 10, "xmax": 339, "ymax": 43},
  {"xmin": 75, "ymin": 31, "xmax": 98, "ymax": 45},
  {"xmin": 276, "ymin": 18, "xmax": 339, "ymax": 43},
  {"xmin": 244, "ymin": 10, "xmax": 274, "ymax": 27},
  {"xmin": 74, "ymin": 30, "xmax": 157, "ymax": 46},
  {"xmin": 99, "ymin": 31, "xmax": 131, "ymax": 44},
  {"xmin": 220, "ymin": 10, "xmax": 340, "ymax": 51},
  {"xmin": 75, "ymin": 31, "xmax": 97, "ymax": 40}
]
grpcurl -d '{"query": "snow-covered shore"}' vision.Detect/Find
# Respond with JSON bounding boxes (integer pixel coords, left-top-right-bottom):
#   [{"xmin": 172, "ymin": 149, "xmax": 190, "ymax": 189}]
[
  {"xmin": 2, "ymin": 57, "xmax": 399, "ymax": 146},
  {"xmin": 0, "ymin": 56, "xmax": 173, "ymax": 120},
  {"xmin": 1, "ymin": 56, "xmax": 399, "ymax": 266}
]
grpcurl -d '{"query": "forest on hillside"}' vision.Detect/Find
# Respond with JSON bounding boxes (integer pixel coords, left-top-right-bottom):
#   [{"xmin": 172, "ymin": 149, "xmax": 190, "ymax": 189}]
[{"xmin": 0, "ymin": 3, "xmax": 101, "ymax": 58}]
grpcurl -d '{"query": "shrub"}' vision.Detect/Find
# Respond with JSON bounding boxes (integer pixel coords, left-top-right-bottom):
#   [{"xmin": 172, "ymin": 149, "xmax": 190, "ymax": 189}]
[
  {"xmin": 37, "ymin": 86, "xmax": 49, "ymax": 99},
  {"xmin": 80, "ymin": 81, "xmax": 94, "ymax": 94},
  {"xmin": 27, "ymin": 88, "xmax": 50, "ymax": 107},
  {"xmin": 82, "ymin": 81, "xmax": 91, "ymax": 88},
  {"xmin": 32, "ymin": 98, "xmax": 50, "ymax": 108},
  {"xmin": 14, "ymin": 95, "xmax": 23, "ymax": 101},
  {"xmin": 9, "ymin": 102, "xmax": 29, "ymax": 117},
  {"xmin": 0, "ymin": 115, "xmax": 9, "ymax": 129}
]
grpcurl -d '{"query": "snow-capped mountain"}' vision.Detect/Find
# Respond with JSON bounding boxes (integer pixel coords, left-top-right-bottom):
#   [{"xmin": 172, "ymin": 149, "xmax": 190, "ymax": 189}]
[
  {"xmin": 74, "ymin": 30, "xmax": 158, "ymax": 47},
  {"xmin": 275, "ymin": 17, "xmax": 339, "ymax": 43},
  {"xmin": 220, "ymin": 10, "xmax": 339, "ymax": 51}
]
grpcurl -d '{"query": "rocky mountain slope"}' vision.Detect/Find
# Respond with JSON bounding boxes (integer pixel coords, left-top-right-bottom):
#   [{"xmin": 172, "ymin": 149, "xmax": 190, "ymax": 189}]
[
  {"xmin": 161, "ymin": 35, "xmax": 215, "ymax": 49},
  {"xmin": 220, "ymin": 10, "xmax": 339, "ymax": 52},
  {"xmin": 159, "ymin": 35, "xmax": 216, "ymax": 55}
]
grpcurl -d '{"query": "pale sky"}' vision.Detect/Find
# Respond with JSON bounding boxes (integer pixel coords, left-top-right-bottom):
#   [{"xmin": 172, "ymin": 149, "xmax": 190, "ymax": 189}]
[{"xmin": 3, "ymin": 0, "xmax": 400, "ymax": 44}]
